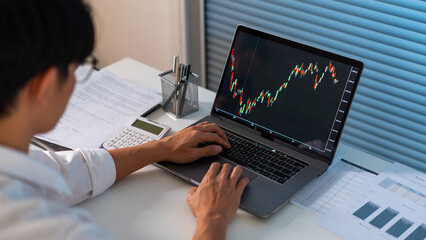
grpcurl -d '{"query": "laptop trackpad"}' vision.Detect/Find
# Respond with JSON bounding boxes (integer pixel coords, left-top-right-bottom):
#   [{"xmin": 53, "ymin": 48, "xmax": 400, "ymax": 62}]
[
  {"xmin": 217, "ymin": 157, "xmax": 257, "ymax": 180},
  {"xmin": 182, "ymin": 156, "xmax": 257, "ymax": 184}
]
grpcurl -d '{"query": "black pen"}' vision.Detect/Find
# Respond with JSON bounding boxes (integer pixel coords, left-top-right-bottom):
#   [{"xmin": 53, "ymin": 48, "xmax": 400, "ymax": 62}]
[
  {"xmin": 185, "ymin": 65, "xmax": 191, "ymax": 81},
  {"xmin": 141, "ymin": 103, "xmax": 161, "ymax": 117},
  {"xmin": 179, "ymin": 64, "xmax": 191, "ymax": 115},
  {"xmin": 182, "ymin": 65, "xmax": 188, "ymax": 82},
  {"xmin": 172, "ymin": 55, "xmax": 179, "ymax": 114}
]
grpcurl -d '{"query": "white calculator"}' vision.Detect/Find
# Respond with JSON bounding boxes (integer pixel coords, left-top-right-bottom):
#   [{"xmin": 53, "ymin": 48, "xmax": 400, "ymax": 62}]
[{"xmin": 102, "ymin": 117, "xmax": 171, "ymax": 150}]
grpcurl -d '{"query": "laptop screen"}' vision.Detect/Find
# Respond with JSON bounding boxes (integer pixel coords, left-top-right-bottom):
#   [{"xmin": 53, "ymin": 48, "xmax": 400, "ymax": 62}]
[{"xmin": 212, "ymin": 25, "xmax": 363, "ymax": 162}]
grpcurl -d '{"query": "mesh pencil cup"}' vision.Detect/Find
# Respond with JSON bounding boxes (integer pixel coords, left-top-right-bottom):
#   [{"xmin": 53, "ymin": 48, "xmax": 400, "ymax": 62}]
[{"xmin": 159, "ymin": 70, "xmax": 199, "ymax": 118}]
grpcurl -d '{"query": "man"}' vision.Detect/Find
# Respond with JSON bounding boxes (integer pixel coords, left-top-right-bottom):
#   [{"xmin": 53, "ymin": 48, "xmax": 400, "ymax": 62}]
[{"xmin": 0, "ymin": 0, "xmax": 249, "ymax": 239}]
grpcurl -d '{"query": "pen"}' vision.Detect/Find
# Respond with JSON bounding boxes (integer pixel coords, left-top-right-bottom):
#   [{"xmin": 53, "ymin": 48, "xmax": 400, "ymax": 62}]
[
  {"xmin": 179, "ymin": 64, "xmax": 191, "ymax": 115},
  {"xmin": 141, "ymin": 103, "xmax": 161, "ymax": 117},
  {"xmin": 179, "ymin": 64, "xmax": 186, "ymax": 82},
  {"xmin": 181, "ymin": 65, "xmax": 186, "ymax": 83},
  {"xmin": 176, "ymin": 63, "xmax": 185, "ymax": 116},
  {"xmin": 163, "ymin": 84, "xmax": 184, "ymax": 108},
  {"xmin": 183, "ymin": 65, "xmax": 188, "ymax": 82},
  {"xmin": 173, "ymin": 55, "xmax": 179, "ymax": 83},
  {"xmin": 185, "ymin": 65, "xmax": 191, "ymax": 81},
  {"xmin": 173, "ymin": 55, "xmax": 179, "ymax": 114}
]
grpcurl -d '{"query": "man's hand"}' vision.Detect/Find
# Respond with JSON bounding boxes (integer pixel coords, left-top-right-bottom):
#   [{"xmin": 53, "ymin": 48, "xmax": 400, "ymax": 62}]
[
  {"xmin": 187, "ymin": 162, "xmax": 250, "ymax": 240},
  {"xmin": 160, "ymin": 121, "xmax": 231, "ymax": 164},
  {"xmin": 108, "ymin": 121, "xmax": 230, "ymax": 182}
]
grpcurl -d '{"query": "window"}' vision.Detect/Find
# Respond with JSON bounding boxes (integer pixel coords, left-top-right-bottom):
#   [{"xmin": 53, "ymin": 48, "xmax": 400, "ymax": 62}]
[{"xmin": 204, "ymin": 0, "xmax": 426, "ymax": 171}]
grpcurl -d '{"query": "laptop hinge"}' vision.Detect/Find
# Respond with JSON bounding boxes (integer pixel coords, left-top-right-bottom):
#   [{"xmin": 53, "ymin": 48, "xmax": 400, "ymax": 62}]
[{"xmin": 260, "ymin": 132, "xmax": 274, "ymax": 142}]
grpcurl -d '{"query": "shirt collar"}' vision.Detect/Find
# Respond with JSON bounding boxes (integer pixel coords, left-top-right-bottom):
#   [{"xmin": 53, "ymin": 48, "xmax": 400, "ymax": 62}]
[{"xmin": 0, "ymin": 145, "xmax": 72, "ymax": 196}]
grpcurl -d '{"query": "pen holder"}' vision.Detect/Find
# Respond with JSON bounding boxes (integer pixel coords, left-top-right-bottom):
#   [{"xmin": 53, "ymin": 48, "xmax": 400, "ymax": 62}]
[{"xmin": 160, "ymin": 70, "xmax": 199, "ymax": 118}]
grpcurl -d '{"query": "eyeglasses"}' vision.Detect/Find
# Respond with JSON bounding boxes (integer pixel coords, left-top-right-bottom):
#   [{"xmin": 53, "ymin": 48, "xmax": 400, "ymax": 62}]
[{"xmin": 74, "ymin": 56, "xmax": 98, "ymax": 83}]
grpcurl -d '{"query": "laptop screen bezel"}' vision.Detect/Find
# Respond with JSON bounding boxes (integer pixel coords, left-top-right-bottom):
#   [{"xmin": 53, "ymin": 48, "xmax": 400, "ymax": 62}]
[{"xmin": 210, "ymin": 25, "xmax": 363, "ymax": 164}]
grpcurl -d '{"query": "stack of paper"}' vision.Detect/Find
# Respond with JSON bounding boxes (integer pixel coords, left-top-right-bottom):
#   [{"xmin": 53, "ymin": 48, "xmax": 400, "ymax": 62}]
[
  {"xmin": 37, "ymin": 70, "xmax": 161, "ymax": 149},
  {"xmin": 317, "ymin": 163, "xmax": 426, "ymax": 240}
]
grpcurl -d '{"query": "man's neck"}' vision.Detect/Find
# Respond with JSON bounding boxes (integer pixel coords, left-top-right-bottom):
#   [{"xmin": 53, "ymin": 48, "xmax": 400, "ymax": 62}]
[{"xmin": 0, "ymin": 113, "xmax": 33, "ymax": 153}]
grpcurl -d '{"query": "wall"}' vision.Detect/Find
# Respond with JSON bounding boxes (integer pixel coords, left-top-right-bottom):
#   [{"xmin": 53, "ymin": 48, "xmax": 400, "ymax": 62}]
[{"xmin": 86, "ymin": 0, "xmax": 184, "ymax": 71}]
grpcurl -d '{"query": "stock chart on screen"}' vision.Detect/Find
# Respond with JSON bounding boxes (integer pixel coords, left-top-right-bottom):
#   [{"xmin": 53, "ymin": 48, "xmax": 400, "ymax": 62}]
[{"xmin": 214, "ymin": 31, "xmax": 359, "ymax": 156}]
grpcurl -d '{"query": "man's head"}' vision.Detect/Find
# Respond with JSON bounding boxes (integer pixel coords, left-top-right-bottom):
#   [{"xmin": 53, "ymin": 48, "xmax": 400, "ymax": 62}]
[{"xmin": 0, "ymin": 0, "xmax": 94, "ymax": 118}]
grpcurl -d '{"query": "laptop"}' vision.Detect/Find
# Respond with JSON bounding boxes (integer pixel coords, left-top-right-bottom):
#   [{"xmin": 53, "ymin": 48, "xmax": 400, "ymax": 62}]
[{"xmin": 157, "ymin": 25, "xmax": 363, "ymax": 218}]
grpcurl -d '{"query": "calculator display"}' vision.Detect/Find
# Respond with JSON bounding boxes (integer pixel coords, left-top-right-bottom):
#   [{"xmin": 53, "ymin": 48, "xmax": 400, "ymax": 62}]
[{"xmin": 131, "ymin": 119, "xmax": 163, "ymax": 135}]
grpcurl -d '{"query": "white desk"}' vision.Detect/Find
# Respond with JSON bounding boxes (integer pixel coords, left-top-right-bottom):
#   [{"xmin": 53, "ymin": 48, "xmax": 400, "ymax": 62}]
[{"xmin": 76, "ymin": 58, "xmax": 392, "ymax": 240}]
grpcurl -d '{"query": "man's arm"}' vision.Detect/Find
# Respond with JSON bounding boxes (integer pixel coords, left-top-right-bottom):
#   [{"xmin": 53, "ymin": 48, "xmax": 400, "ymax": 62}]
[
  {"xmin": 28, "ymin": 148, "xmax": 116, "ymax": 206},
  {"xmin": 187, "ymin": 162, "xmax": 250, "ymax": 240},
  {"xmin": 108, "ymin": 121, "xmax": 231, "ymax": 182},
  {"xmin": 109, "ymin": 121, "xmax": 249, "ymax": 239},
  {"xmin": 29, "ymin": 121, "xmax": 229, "ymax": 205}
]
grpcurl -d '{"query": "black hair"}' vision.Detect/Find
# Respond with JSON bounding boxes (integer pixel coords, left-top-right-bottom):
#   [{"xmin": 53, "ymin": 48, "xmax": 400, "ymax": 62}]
[{"xmin": 0, "ymin": 0, "xmax": 94, "ymax": 116}]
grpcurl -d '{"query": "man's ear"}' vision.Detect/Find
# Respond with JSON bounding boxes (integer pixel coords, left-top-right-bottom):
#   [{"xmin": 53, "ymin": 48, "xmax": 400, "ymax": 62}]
[{"xmin": 27, "ymin": 67, "xmax": 58, "ymax": 105}]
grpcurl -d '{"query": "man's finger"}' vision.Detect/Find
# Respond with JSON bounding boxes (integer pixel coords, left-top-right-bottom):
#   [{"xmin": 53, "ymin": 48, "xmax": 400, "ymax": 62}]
[
  {"xmin": 196, "ymin": 132, "xmax": 230, "ymax": 148},
  {"xmin": 186, "ymin": 187, "xmax": 198, "ymax": 217},
  {"xmin": 236, "ymin": 177, "xmax": 250, "ymax": 197},
  {"xmin": 193, "ymin": 121, "xmax": 210, "ymax": 129},
  {"xmin": 218, "ymin": 163, "xmax": 232, "ymax": 181},
  {"xmin": 201, "ymin": 162, "xmax": 221, "ymax": 183},
  {"xmin": 188, "ymin": 186, "xmax": 197, "ymax": 194},
  {"xmin": 196, "ymin": 123, "xmax": 229, "ymax": 146},
  {"xmin": 187, "ymin": 187, "xmax": 197, "ymax": 204},
  {"xmin": 207, "ymin": 124, "xmax": 229, "ymax": 145},
  {"xmin": 229, "ymin": 165, "xmax": 244, "ymax": 187},
  {"xmin": 195, "ymin": 145, "xmax": 223, "ymax": 159}
]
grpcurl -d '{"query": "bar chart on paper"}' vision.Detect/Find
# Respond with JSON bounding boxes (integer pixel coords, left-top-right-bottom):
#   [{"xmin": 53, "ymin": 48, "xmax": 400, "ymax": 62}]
[
  {"xmin": 351, "ymin": 202, "xmax": 426, "ymax": 239},
  {"xmin": 317, "ymin": 163, "xmax": 426, "ymax": 240}
]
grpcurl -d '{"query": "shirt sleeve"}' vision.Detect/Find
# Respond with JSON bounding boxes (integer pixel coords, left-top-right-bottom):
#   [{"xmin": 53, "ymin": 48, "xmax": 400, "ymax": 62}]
[{"xmin": 28, "ymin": 149, "xmax": 116, "ymax": 206}]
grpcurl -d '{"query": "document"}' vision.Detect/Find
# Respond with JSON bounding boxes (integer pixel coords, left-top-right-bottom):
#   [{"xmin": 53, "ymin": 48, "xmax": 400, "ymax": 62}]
[
  {"xmin": 37, "ymin": 70, "xmax": 162, "ymax": 149},
  {"xmin": 317, "ymin": 162, "xmax": 426, "ymax": 240},
  {"xmin": 291, "ymin": 157, "xmax": 378, "ymax": 216}
]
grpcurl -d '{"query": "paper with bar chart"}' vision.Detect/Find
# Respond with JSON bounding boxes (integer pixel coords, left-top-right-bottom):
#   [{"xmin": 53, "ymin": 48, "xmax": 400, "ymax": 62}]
[
  {"xmin": 291, "ymin": 157, "xmax": 378, "ymax": 216},
  {"xmin": 317, "ymin": 162, "xmax": 426, "ymax": 240}
]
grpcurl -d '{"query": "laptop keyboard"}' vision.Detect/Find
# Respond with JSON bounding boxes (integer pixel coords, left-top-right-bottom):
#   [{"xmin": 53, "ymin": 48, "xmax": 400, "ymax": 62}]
[{"xmin": 200, "ymin": 130, "xmax": 308, "ymax": 184}]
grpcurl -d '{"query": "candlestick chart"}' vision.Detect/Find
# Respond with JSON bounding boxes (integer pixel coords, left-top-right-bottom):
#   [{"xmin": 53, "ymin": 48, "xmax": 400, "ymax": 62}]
[
  {"xmin": 228, "ymin": 48, "xmax": 339, "ymax": 116},
  {"xmin": 212, "ymin": 31, "xmax": 360, "ymax": 158}
]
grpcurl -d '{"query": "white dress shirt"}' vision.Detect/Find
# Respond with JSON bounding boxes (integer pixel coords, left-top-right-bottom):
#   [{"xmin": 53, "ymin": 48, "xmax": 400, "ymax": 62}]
[{"xmin": 0, "ymin": 145, "xmax": 117, "ymax": 239}]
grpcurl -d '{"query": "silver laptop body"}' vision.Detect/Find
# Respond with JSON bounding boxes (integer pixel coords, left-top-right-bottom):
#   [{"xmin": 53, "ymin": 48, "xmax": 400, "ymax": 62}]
[{"xmin": 157, "ymin": 25, "xmax": 363, "ymax": 218}]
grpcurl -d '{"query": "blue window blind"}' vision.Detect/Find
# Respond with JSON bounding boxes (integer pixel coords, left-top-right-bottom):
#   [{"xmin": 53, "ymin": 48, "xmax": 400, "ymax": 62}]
[{"xmin": 205, "ymin": 0, "xmax": 426, "ymax": 171}]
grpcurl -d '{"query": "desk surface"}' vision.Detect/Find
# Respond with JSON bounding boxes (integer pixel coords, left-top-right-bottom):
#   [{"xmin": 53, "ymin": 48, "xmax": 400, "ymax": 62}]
[{"xmin": 76, "ymin": 58, "xmax": 392, "ymax": 240}]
